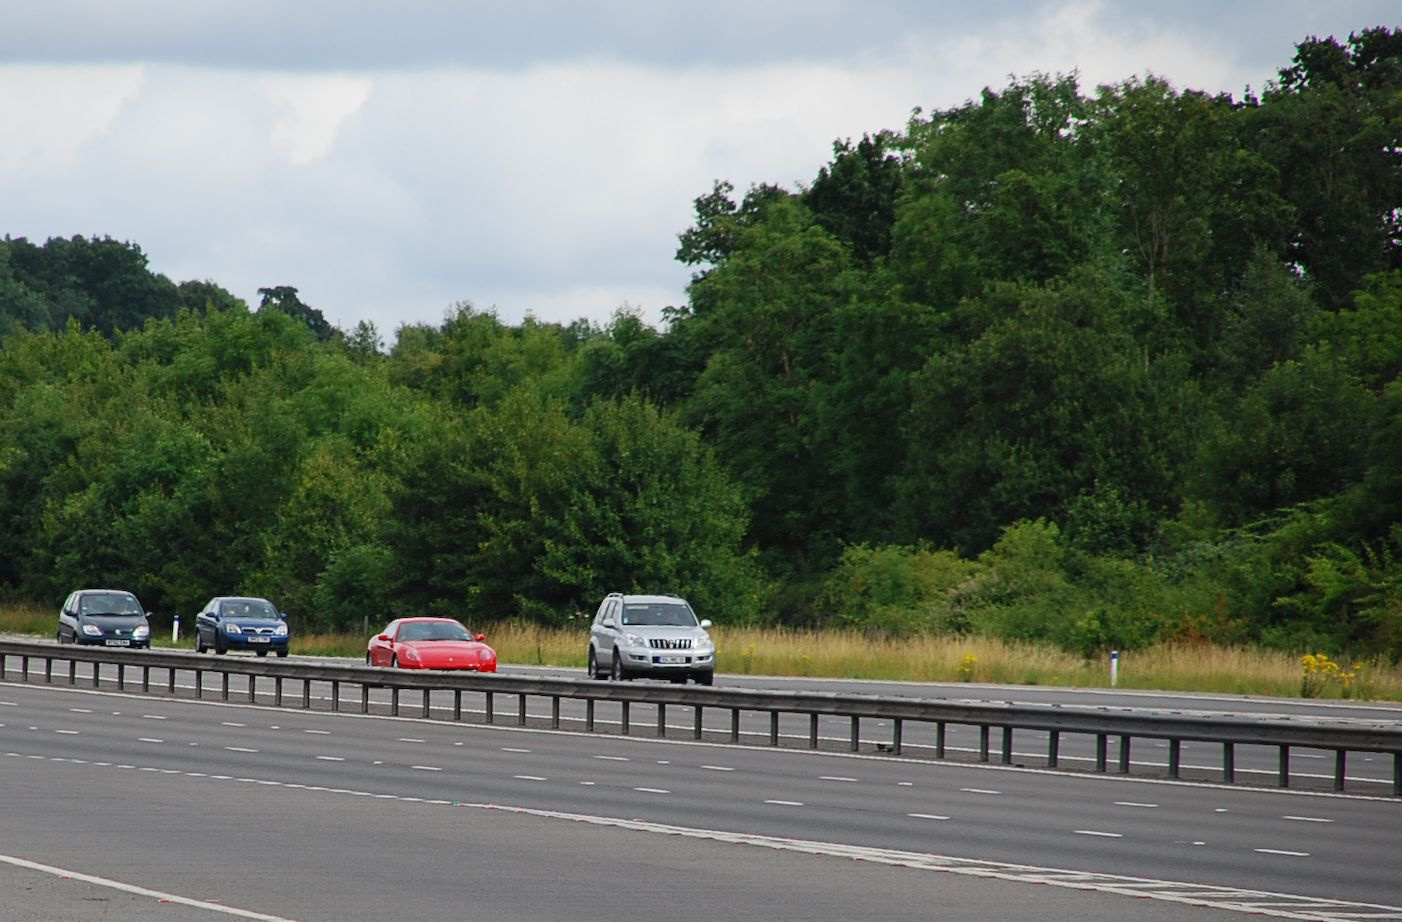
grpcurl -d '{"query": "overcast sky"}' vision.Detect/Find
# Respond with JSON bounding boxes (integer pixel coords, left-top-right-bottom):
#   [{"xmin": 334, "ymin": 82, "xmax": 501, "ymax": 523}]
[{"xmin": 2, "ymin": 1, "xmax": 1396, "ymax": 340}]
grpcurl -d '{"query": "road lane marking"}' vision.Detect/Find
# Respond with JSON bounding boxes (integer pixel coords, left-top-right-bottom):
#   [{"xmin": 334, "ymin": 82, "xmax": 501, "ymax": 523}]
[
  {"xmin": 820, "ymin": 775, "xmax": 858, "ymax": 782},
  {"xmin": 0, "ymin": 853, "xmax": 300, "ymax": 921},
  {"xmin": 1114, "ymin": 801, "xmax": 1159, "ymax": 808},
  {"xmin": 908, "ymin": 813, "xmax": 950, "ymax": 820},
  {"xmin": 1282, "ymin": 816, "xmax": 1333, "ymax": 823},
  {"xmin": 220, "ymin": 721, "xmax": 246, "ymax": 727},
  {"xmin": 764, "ymin": 799, "xmax": 804, "ymax": 806},
  {"xmin": 303, "ymin": 729, "xmax": 330, "ymax": 735},
  {"xmin": 634, "ymin": 787, "xmax": 670, "ymax": 794},
  {"xmin": 1255, "ymin": 848, "xmax": 1310, "ymax": 857},
  {"xmin": 594, "ymin": 755, "xmax": 629, "ymax": 761},
  {"xmin": 501, "ymin": 747, "xmax": 531, "ymax": 753},
  {"xmin": 315, "ymin": 756, "xmax": 345, "ymax": 762},
  {"xmin": 700, "ymin": 765, "xmax": 734, "ymax": 772},
  {"xmin": 397, "ymin": 738, "xmax": 425, "ymax": 743},
  {"xmin": 142, "ymin": 715, "xmax": 166, "ymax": 720},
  {"xmin": 54, "ymin": 729, "xmax": 79, "ymax": 735},
  {"xmin": 514, "ymin": 775, "xmax": 547, "ymax": 781},
  {"xmin": 1075, "ymin": 830, "xmax": 1124, "ymax": 838},
  {"xmin": 960, "ymin": 788, "xmax": 1000, "ymax": 795},
  {"xmin": 410, "ymin": 765, "xmax": 442, "ymax": 772},
  {"xmin": 69, "ymin": 708, "xmax": 93, "ymax": 713},
  {"xmin": 138, "ymin": 738, "xmax": 164, "ymax": 743},
  {"xmin": 225, "ymin": 746, "xmax": 259, "ymax": 753}
]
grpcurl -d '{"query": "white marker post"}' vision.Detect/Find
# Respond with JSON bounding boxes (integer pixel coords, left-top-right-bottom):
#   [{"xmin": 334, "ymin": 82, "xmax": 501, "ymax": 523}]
[
  {"xmin": 172, "ymin": 613, "xmax": 180, "ymax": 645},
  {"xmin": 1110, "ymin": 649, "xmax": 1119, "ymax": 687}
]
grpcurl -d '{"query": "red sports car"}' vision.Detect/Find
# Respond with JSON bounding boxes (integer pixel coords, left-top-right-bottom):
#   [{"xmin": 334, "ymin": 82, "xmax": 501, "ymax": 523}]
[{"xmin": 366, "ymin": 618, "xmax": 498, "ymax": 671}]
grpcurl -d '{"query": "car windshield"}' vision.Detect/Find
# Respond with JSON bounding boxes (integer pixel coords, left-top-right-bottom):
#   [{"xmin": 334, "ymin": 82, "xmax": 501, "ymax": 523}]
[
  {"xmin": 397, "ymin": 621, "xmax": 472, "ymax": 642},
  {"xmin": 222, "ymin": 600, "xmax": 278, "ymax": 619},
  {"xmin": 81, "ymin": 593, "xmax": 141, "ymax": 615},
  {"xmin": 621, "ymin": 603, "xmax": 697, "ymax": 627}
]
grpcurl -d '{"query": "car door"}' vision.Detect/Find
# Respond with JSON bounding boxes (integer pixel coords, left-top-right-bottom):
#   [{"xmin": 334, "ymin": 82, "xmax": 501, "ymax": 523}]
[
  {"xmin": 195, "ymin": 599, "xmax": 217, "ymax": 646},
  {"xmin": 58, "ymin": 592, "xmax": 78, "ymax": 642},
  {"xmin": 594, "ymin": 598, "xmax": 620, "ymax": 666}
]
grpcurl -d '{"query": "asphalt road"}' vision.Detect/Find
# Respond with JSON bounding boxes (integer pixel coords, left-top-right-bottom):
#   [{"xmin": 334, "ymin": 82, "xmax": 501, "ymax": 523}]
[{"xmin": 1, "ymin": 679, "xmax": 1399, "ymax": 922}]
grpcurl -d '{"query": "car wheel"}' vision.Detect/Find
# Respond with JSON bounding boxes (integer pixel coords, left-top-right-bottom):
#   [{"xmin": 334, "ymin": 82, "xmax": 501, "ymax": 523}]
[
  {"xmin": 588, "ymin": 647, "xmax": 604, "ymax": 680},
  {"xmin": 195, "ymin": 633, "xmax": 207, "ymax": 654},
  {"xmin": 276, "ymin": 649, "xmax": 288, "ymax": 658},
  {"xmin": 255, "ymin": 649, "xmax": 268, "ymax": 657},
  {"xmin": 365, "ymin": 652, "xmax": 372, "ymax": 666},
  {"xmin": 669, "ymin": 674, "xmax": 686, "ymax": 684},
  {"xmin": 214, "ymin": 635, "xmax": 226, "ymax": 655},
  {"xmin": 610, "ymin": 654, "xmax": 625, "ymax": 681},
  {"xmin": 56, "ymin": 630, "xmax": 65, "ymax": 644},
  {"xmin": 695, "ymin": 671, "xmax": 714, "ymax": 686},
  {"xmin": 390, "ymin": 654, "xmax": 398, "ymax": 668}
]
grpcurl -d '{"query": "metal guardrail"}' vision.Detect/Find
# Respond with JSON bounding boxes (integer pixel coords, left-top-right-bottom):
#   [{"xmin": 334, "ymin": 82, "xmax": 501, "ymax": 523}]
[{"xmin": 2, "ymin": 639, "xmax": 1400, "ymax": 795}]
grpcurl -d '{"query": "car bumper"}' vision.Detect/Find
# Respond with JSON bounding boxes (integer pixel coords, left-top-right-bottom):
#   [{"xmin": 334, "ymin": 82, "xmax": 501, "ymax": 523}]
[
  {"xmin": 397, "ymin": 662, "xmax": 497, "ymax": 671},
  {"xmin": 619, "ymin": 651, "xmax": 714, "ymax": 674},
  {"xmin": 220, "ymin": 635, "xmax": 289, "ymax": 652},
  {"xmin": 75, "ymin": 636, "xmax": 150, "ymax": 648}
]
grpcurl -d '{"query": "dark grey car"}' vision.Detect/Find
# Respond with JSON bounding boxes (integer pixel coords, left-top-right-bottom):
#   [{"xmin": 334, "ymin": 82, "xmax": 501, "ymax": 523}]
[
  {"xmin": 56, "ymin": 589, "xmax": 152, "ymax": 648},
  {"xmin": 587, "ymin": 593, "xmax": 715, "ymax": 685}
]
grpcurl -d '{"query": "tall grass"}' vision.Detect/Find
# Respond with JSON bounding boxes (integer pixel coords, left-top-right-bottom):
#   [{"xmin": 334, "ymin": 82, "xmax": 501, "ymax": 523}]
[{"xmin": 4, "ymin": 605, "xmax": 1399, "ymax": 700}]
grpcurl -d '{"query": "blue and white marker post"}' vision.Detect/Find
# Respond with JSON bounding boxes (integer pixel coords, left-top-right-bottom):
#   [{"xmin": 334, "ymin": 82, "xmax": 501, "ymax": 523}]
[
  {"xmin": 1110, "ymin": 649, "xmax": 1119, "ymax": 687},
  {"xmin": 172, "ymin": 613, "xmax": 180, "ymax": 645}
]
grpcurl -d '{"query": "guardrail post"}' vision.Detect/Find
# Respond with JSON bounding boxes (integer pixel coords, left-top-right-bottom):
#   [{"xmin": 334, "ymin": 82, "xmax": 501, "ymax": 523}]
[
  {"xmin": 730, "ymin": 709, "xmax": 739, "ymax": 743},
  {"xmin": 1278, "ymin": 745, "xmax": 1290, "ymax": 788},
  {"xmin": 1118, "ymin": 735, "xmax": 1131, "ymax": 773},
  {"xmin": 1095, "ymin": 734, "xmax": 1107, "ymax": 772},
  {"xmin": 220, "ymin": 672, "xmax": 229, "ymax": 701},
  {"xmin": 360, "ymin": 684, "xmax": 369, "ymax": 714},
  {"xmin": 694, "ymin": 706, "xmax": 703, "ymax": 740},
  {"xmin": 936, "ymin": 722, "xmax": 946, "ymax": 759},
  {"xmin": 979, "ymin": 725, "xmax": 990, "ymax": 762},
  {"xmin": 92, "ymin": 662, "xmax": 100, "ymax": 688},
  {"xmin": 195, "ymin": 670, "xmax": 203, "ymax": 699},
  {"xmin": 45, "ymin": 657, "xmax": 53, "ymax": 683},
  {"xmin": 424, "ymin": 688, "xmax": 432, "ymax": 719},
  {"xmin": 1334, "ymin": 750, "xmax": 1346, "ymax": 792},
  {"xmin": 117, "ymin": 663, "xmax": 125, "ymax": 690},
  {"xmin": 621, "ymin": 701, "xmax": 630, "ymax": 736},
  {"xmin": 454, "ymin": 690, "xmax": 462, "ymax": 721},
  {"xmin": 517, "ymin": 693, "xmax": 527, "ymax": 726},
  {"xmin": 0, "ymin": 651, "xmax": 6, "ymax": 677},
  {"xmin": 771, "ymin": 711, "xmax": 780, "ymax": 746},
  {"xmin": 275, "ymin": 677, "xmax": 283, "ymax": 707},
  {"xmin": 658, "ymin": 703, "xmax": 667, "ymax": 738},
  {"xmin": 1223, "ymin": 742, "xmax": 1235, "ymax": 784},
  {"xmin": 1394, "ymin": 753, "xmax": 1401, "ymax": 797},
  {"xmin": 21, "ymin": 654, "xmax": 29, "ymax": 681},
  {"xmin": 391, "ymin": 686, "xmax": 400, "ymax": 716},
  {"xmin": 893, "ymin": 718, "xmax": 903, "ymax": 755},
  {"xmin": 332, "ymin": 681, "xmax": 340, "ymax": 712},
  {"xmin": 586, "ymin": 698, "xmax": 595, "ymax": 731},
  {"xmin": 850, "ymin": 716, "xmax": 860, "ymax": 752},
  {"xmin": 141, "ymin": 665, "xmax": 150, "ymax": 693},
  {"xmin": 168, "ymin": 667, "xmax": 176, "ymax": 694},
  {"xmin": 69, "ymin": 659, "xmax": 77, "ymax": 685},
  {"xmin": 1169, "ymin": 739, "xmax": 1181, "ymax": 779},
  {"xmin": 248, "ymin": 675, "xmax": 256, "ymax": 703},
  {"xmin": 485, "ymin": 691, "xmax": 494, "ymax": 723},
  {"xmin": 302, "ymin": 680, "xmax": 311, "ymax": 709},
  {"xmin": 551, "ymin": 696, "xmax": 560, "ymax": 729},
  {"xmin": 809, "ymin": 713, "xmax": 819, "ymax": 749},
  {"xmin": 1001, "ymin": 726, "xmax": 1013, "ymax": 765}
]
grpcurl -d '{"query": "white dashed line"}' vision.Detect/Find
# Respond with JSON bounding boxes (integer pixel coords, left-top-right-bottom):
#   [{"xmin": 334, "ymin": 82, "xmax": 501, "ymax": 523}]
[
  {"xmin": 764, "ymin": 799, "xmax": 804, "ymax": 806},
  {"xmin": 501, "ymin": 747, "xmax": 531, "ymax": 753},
  {"xmin": 634, "ymin": 787, "xmax": 670, "ymax": 794},
  {"xmin": 1075, "ymin": 830, "xmax": 1124, "ymax": 838},
  {"xmin": 1255, "ymin": 848, "xmax": 1310, "ymax": 857},
  {"xmin": 594, "ymin": 755, "xmax": 630, "ymax": 761},
  {"xmin": 398, "ymin": 738, "xmax": 425, "ymax": 743},
  {"xmin": 960, "ymin": 788, "xmax": 1001, "ymax": 795},
  {"xmin": 820, "ymin": 776, "xmax": 858, "ymax": 782},
  {"xmin": 515, "ymin": 775, "xmax": 547, "ymax": 781},
  {"xmin": 142, "ymin": 715, "xmax": 167, "ymax": 720},
  {"xmin": 315, "ymin": 756, "xmax": 345, "ymax": 762},
  {"xmin": 54, "ymin": 730, "xmax": 79, "ymax": 735},
  {"xmin": 69, "ymin": 708, "xmax": 93, "ymax": 714},
  {"xmin": 220, "ymin": 721, "xmax": 245, "ymax": 727},
  {"xmin": 1114, "ymin": 801, "xmax": 1159, "ymax": 808},
  {"xmin": 137, "ymin": 738, "xmax": 164, "ymax": 744},
  {"xmin": 700, "ymin": 765, "xmax": 734, "ymax": 772},
  {"xmin": 225, "ymin": 747, "xmax": 259, "ymax": 753},
  {"xmin": 1282, "ymin": 815, "xmax": 1333, "ymax": 823},
  {"xmin": 303, "ymin": 729, "xmax": 330, "ymax": 735},
  {"xmin": 410, "ymin": 765, "xmax": 442, "ymax": 772},
  {"xmin": 908, "ymin": 813, "xmax": 950, "ymax": 821}
]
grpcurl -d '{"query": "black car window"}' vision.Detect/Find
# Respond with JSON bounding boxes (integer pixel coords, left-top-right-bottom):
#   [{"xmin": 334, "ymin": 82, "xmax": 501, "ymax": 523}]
[
  {"xmin": 622, "ymin": 603, "xmax": 696, "ymax": 627},
  {"xmin": 82, "ymin": 593, "xmax": 140, "ymax": 615}
]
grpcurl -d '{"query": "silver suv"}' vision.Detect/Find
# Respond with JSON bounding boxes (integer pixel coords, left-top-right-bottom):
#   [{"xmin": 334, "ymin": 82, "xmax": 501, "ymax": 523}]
[{"xmin": 588, "ymin": 593, "xmax": 715, "ymax": 685}]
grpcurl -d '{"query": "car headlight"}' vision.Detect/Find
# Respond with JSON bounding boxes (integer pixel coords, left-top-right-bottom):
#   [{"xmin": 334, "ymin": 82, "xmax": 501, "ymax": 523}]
[
  {"xmin": 274, "ymin": 623, "xmax": 288, "ymax": 636},
  {"xmin": 694, "ymin": 634, "xmax": 714, "ymax": 650},
  {"xmin": 133, "ymin": 625, "xmax": 150, "ymax": 639},
  {"xmin": 81, "ymin": 623, "xmax": 103, "ymax": 636},
  {"xmin": 400, "ymin": 647, "xmax": 420, "ymax": 662},
  {"xmin": 225, "ymin": 623, "xmax": 243, "ymax": 634},
  {"xmin": 625, "ymin": 632, "xmax": 646, "ymax": 647}
]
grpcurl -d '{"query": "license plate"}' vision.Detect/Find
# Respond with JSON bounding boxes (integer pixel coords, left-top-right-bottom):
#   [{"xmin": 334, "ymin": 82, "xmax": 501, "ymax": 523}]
[
  {"xmin": 104, "ymin": 639, "xmax": 130, "ymax": 647},
  {"xmin": 658, "ymin": 655, "xmax": 685, "ymax": 664},
  {"xmin": 249, "ymin": 636, "xmax": 270, "ymax": 643}
]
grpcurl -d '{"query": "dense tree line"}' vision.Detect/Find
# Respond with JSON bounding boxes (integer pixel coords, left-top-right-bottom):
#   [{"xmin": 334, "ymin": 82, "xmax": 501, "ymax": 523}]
[{"xmin": 2, "ymin": 29, "xmax": 1401, "ymax": 657}]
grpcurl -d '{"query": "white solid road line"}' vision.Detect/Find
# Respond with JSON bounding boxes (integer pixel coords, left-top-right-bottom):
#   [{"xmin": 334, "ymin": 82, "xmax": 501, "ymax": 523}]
[{"xmin": 0, "ymin": 852, "xmax": 302, "ymax": 921}]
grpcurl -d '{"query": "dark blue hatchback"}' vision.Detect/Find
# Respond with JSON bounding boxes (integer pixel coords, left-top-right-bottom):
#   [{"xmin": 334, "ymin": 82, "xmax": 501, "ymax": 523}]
[{"xmin": 194, "ymin": 596, "xmax": 289, "ymax": 657}]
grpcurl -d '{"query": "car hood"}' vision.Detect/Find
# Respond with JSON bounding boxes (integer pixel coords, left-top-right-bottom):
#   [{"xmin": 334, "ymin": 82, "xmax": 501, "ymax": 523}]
[
  {"xmin": 81, "ymin": 613, "xmax": 148, "ymax": 626},
  {"xmin": 401, "ymin": 640, "xmax": 494, "ymax": 666},
  {"xmin": 223, "ymin": 617, "xmax": 284, "ymax": 628}
]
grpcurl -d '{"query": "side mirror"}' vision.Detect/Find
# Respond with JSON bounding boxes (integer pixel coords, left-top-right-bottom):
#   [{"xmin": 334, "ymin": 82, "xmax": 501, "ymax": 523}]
[
  {"xmin": 475, "ymin": 633, "xmax": 486, "ymax": 642},
  {"xmin": 279, "ymin": 611, "xmax": 289, "ymax": 620},
  {"xmin": 700, "ymin": 619, "xmax": 712, "ymax": 629},
  {"xmin": 376, "ymin": 634, "xmax": 392, "ymax": 643}
]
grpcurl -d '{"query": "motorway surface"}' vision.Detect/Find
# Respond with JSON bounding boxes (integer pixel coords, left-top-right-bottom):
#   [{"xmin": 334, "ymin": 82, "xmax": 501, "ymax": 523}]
[{"xmin": 1, "ymin": 667, "xmax": 1400, "ymax": 922}]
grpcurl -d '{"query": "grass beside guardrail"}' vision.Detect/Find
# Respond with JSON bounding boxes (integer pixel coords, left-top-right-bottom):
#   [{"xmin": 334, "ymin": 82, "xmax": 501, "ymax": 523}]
[{"xmin": 4, "ymin": 604, "xmax": 1400, "ymax": 701}]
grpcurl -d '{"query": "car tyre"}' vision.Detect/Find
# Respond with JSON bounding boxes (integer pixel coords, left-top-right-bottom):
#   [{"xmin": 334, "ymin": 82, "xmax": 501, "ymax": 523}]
[
  {"xmin": 695, "ymin": 671, "xmax": 714, "ymax": 686},
  {"xmin": 255, "ymin": 649, "xmax": 268, "ymax": 657},
  {"xmin": 588, "ymin": 647, "xmax": 606, "ymax": 680},
  {"xmin": 610, "ymin": 653, "xmax": 625, "ymax": 681},
  {"xmin": 276, "ymin": 649, "xmax": 288, "ymax": 658},
  {"xmin": 390, "ymin": 654, "xmax": 398, "ymax": 668},
  {"xmin": 195, "ymin": 632, "xmax": 207, "ymax": 654},
  {"xmin": 214, "ymin": 634, "xmax": 226, "ymax": 655}
]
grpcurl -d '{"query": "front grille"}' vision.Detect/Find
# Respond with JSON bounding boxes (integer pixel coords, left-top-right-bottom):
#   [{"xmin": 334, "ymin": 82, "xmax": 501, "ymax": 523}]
[
  {"xmin": 647, "ymin": 637, "xmax": 692, "ymax": 650},
  {"xmin": 246, "ymin": 626, "xmax": 276, "ymax": 635}
]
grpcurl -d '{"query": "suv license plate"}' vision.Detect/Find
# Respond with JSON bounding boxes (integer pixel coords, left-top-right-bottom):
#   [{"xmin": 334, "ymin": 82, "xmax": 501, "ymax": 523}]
[
  {"xmin": 249, "ymin": 636, "xmax": 270, "ymax": 643},
  {"xmin": 104, "ymin": 639, "xmax": 131, "ymax": 647},
  {"xmin": 658, "ymin": 655, "xmax": 685, "ymax": 664}
]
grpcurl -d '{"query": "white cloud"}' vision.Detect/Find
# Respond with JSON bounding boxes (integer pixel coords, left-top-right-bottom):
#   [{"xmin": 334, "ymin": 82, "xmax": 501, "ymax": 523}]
[{"xmin": 0, "ymin": 65, "xmax": 144, "ymax": 175}]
